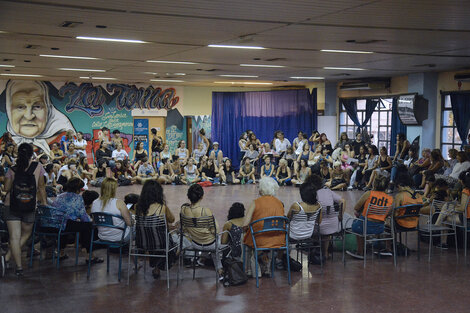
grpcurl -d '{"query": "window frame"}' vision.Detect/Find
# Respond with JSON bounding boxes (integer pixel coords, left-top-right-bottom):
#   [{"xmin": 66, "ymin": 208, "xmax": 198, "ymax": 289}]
[{"xmin": 440, "ymin": 95, "xmax": 462, "ymax": 157}]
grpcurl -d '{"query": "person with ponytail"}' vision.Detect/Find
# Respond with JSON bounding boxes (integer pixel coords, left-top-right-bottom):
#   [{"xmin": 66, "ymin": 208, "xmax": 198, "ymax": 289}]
[{"xmin": 4, "ymin": 143, "xmax": 47, "ymax": 277}]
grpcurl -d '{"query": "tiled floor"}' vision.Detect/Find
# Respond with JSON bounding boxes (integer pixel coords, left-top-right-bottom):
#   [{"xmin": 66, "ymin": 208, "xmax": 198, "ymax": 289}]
[{"xmin": 1, "ymin": 185, "xmax": 469, "ymax": 313}]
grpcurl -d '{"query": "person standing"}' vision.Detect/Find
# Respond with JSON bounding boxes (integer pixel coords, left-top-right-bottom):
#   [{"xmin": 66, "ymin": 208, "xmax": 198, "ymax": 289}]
[{"xmin": 4, "ymin": 143, "xmax": 47, "ymax": 276}]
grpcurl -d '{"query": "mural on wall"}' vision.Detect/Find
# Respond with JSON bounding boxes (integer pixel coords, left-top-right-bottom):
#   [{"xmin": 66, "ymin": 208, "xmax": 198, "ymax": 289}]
[
  {"xmin": 0, "ymin": 80, "xmax": 183, "ymax": 157},
  {"xmin": 191, "ymin": 115, "xmax": 211, "ymax": 150},
  {"xmin": 165, "ymin": 109, "xmax": 186, "ymax": 154}
]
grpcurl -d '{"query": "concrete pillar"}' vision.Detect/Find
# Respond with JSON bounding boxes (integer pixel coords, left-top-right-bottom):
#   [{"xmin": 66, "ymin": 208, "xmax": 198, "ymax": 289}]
[
  {"xmin": 318, "ymin": 82, "xmax": 338, "ymax": 143},
  {"xmin": 407, "ymin": 72, "xmax": 438, "ymax": 152}
]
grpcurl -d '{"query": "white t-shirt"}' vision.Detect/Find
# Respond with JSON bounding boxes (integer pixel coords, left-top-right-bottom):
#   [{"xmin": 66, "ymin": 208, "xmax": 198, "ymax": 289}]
[
  {"xmin": 450, "ymin": 161, "xmax": 470, "ymax": 179},
  {"xmin": 91, "ymin": 198, "xmax": 129, "ymax": 242},
  {"xmin": 274, "ymin": 138, "xmax": 291, "ymax": 154},
  {"xmin": 74, "ymin": 139, "xmax": 87, "ymax": 155},
  {"xmin": 112, "ymin": 149, "xmax": 129, "ymax": 161}
]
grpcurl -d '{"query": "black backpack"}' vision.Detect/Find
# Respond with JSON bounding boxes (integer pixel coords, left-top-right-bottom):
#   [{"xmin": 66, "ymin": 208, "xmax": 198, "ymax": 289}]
[
  {"xmin": 222, "ymin": 257, "xmax": 248, "ymax": 287},
  {"xmin": 10, "ymin": 162, "xmax": 38, "ymax": 213}
]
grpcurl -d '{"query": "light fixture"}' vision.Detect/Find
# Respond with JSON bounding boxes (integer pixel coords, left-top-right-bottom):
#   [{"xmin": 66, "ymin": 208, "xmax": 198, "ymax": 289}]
[
  {"xmin": 323, "ymin": 67, "xmax": 366, "ymax": 71},
  {"xmin": 219, "ymin": 74, "xmax": 259, "ymax": 78},
  {"xmin": 143, "ymin": 72, "xmax": 158, "ymax": 75},
  {"xmin": 150, "ymin": 79, "xmax": 184, "ymax": 82},
  {"xmin": 290, "ymin": 76, "xmax": 324, "ymax": 80},
  {"xmin": 172, "ymin": 73, "xmax": 186, "ymax": 76},
  {"xmin": 0, "ymin": 73, "xmax": 43, "ymax": 77},
  {"xmin": 0, "ymin": 64, "xmax": 15, "ymax": 68},
  {"xmin": 76, "ymin": 36, "xmax": 146, "ymax": 43},
  {"xmin": 208, "ymin": 44, "xmax": 266, "ymax": 50},
  {"xmin": 214, "ymin": 81, "xmax": 273, "ymax": 85},
  {"xmin": 59, "ymin": 68, "xmax": 105, "ymax": 72},
  {"xmin": 40, "ymin": 54, "xmax": 100, "ymax": 60},
  {"xmin": 79, "ymin": 76, "xmax": 117, "ymax": 80},
  {"xmin": 320, "ymin": 49, "xmax": 373, "ymax": 54},
  {"xmin": 240, "ymin": 64, "xmax": 284, "ymax": 68},
  {"xmin": 146, "ymin": 60, "xmax": 198, "ymax": 65}
]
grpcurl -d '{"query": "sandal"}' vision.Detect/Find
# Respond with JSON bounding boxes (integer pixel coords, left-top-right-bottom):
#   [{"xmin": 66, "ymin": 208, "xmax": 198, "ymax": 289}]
[{"xmin": 86, "ymin": 257, "xmax": 104, "ymax": 265}]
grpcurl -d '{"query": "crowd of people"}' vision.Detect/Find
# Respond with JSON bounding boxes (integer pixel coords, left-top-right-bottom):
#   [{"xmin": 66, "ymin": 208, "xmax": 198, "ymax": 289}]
[{"xmin": 0, "ymin": 126, "xmax": 470, "ymax": 280}]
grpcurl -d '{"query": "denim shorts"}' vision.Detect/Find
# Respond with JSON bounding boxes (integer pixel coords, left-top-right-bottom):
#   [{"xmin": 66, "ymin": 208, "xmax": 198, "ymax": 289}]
[
  {"xmin": 4, "ymin": 206, "xmax": 36, "ymax": 224},
  {"xmin": 351, "ymin": 216, "xmax": 384, "ymax": 235}
]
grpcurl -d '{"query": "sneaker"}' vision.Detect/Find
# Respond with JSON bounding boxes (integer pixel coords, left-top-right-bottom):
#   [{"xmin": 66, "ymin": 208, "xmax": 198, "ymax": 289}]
[
  {"xmin": 221, "ymin": 182, "xmax": 227, "ymax": 186},
  {"xmin": 436, "ymin": 243, "xmax": 449, "ymax": 250},
  {"xmin": 346, "ymin": 250, "xmax": 364, "ymax": 260},
  {"xmin": 347, "ymin": 186, "xmax": 354, "ymax": 191},
  {"xmin": 247, "ymin": 179, "xmax": 254, "ymax": 184},
  {"xmin": 378, "ymin": 250, "xmax": 393, "ymax": 257}
]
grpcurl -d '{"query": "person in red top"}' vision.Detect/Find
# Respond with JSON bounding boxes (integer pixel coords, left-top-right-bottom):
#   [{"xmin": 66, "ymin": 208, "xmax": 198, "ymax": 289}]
[
  {"xmin": 347, "ymin": 175, "xmax": 393, "ymax": 259},
  {"xmin": 243, "ymin": 177, "xmax": 285, "ymax": 277}
]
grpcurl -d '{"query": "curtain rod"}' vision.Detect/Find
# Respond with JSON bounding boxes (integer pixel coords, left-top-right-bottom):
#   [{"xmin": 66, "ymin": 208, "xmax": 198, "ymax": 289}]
[
  {"xmin": 339, "ymin": 92, "xmax": 418, "ymax": 100},
  {"xmin": 440, "ymin": 89, "xmax": 470, "ymax": 95}
]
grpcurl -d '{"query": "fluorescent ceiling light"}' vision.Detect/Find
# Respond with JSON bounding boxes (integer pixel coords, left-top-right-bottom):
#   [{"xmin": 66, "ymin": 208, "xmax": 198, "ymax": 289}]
[
  {"xmin": 172, "ymin": 73, "xmax": 186, "ymax": 76},
  {"xmin": 321, "ymin": 49, "xmax": 373, "ymax": 54},
  {"xmin": 208, "ymin": 44, "xmax": 266, "ymax": 50},
  {"xmin": 146, "ymin": 60, "xmax": 198, "ymax": 65},
  {"xmin": 0, "ymin": 64, "xmax": 15, "ymax": 68},
  {"xmin": 151, "ymin": 79, "xmax": 184, "ymax": 82},
  {"xmin": 240, "ymin": 64, "xmax": 284, "ymax": 68},
  {"xmin": 214, "ymin": 81, "xmax": 273, "ymax": 85},
  {"xmin": 40, "ymin": 54, "xmax": 100, "ymax": 60},
  {"xmin": 1, "ymin": 73, "xmax": 42, "ymax": 77},
  {"xmin": 323, "ymin": 67, "xmax": 366, "ymax": 71},
  {"xmin": 219, "ymin": 74, "xmax": 259, "ymax": 78},
  {"xmin": 144, "ymin": 72, "xmax": 158, "ymax": 75},
  {"xmin": 77, "ymin": 36, "xmax": 146, "ymax": 43},
  {"xmin": 79, "ymin": 76, "xmax": 116, "ymax": 80},
  {"xmin": 290, "ymin": 76, "xmax": 324, "ymax": 79},
  {"xmin": 59, "ymin": 68, "xmax": 105, "ymax": 72}
]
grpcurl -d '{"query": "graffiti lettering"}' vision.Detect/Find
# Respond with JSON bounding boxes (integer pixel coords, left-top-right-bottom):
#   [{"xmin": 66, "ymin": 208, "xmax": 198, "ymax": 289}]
[
  {"xmin": 59, "ymin": 83, "xmax": 106, "ymax": 116},
  {"xmin": 107, "ymin": 84, "xmax": 179, "ymax": 110}
]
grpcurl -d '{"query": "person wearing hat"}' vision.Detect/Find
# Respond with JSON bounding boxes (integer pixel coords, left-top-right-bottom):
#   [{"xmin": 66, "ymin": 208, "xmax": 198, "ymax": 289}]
[{"xmin": 209, "ymin": 141, "xmax": 223, "ymax": 167}]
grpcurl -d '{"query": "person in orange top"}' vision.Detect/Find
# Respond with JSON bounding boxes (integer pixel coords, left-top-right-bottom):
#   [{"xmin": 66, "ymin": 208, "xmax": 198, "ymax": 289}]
[
  {"xmin": 346, "ymin": 175, "xmax": 393, "ymax": 259},
  {"xmin": 243, "ymin": 177, "xmax": 285, "ymax": 277},
  {"xmin": 393, "ymin": 172, "xmax": 424, "ymax": 229}
]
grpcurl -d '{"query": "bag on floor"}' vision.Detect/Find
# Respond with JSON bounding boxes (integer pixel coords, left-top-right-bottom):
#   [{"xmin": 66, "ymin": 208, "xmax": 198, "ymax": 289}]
[
  {"xmin": 283, "ymin": 256, "xmax": 302, "ymax": 272},
  {"xmin": 222, "ymin": 257, "xmax": 248, "ymax": 287}
]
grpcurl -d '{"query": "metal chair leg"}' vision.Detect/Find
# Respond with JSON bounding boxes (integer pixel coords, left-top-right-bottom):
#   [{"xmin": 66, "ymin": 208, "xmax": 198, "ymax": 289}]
[
  {"xmin": 107, "ymin": 248, "xmax": 110, "ymax": 273},
  {"xmin": 87, "ymin": 242, "xmax": 93, "ymax": 279},
  {"xmin": 118, "ymin": 247, "xmax": 122, "ymax": 282},
  {"xmin": 57, "ymin": 235, "xmax": 61, "ymax": 269},
  {"xmin": 75, "ymin": 233, "xmax": 80, "ymax": 266},
  {"xmin": 29, "ymin": 232, "xmax": 35, "ymax": 268},
  {"xmin": 255, "ymin": 250, "xmax": 260, "ymax": 288}
]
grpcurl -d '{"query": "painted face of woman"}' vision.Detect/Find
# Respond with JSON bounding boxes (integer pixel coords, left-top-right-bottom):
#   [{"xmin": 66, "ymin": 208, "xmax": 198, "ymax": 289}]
[{"xmin": 10, "ymin": 87, "xmax": 48, "ymax": 138}]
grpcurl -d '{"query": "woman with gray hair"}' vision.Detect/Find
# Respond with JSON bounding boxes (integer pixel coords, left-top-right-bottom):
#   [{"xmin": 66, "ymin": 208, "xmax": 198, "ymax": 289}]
[{"xmin": 243, "ymin": 177, "xmax": 285, "ymax": 277}]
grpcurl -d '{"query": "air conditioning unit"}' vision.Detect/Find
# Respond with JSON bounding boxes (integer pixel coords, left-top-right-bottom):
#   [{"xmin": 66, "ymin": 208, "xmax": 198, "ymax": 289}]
[
  {"xmin": 340, "ymin": 79, "xmax": 390, "ymax": 91},
  {"xmin": 454, "ymin": 73, "xmax": 470, "ymax": 82}
]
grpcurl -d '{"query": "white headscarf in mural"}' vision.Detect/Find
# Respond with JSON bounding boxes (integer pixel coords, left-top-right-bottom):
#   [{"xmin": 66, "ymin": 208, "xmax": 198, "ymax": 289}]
[{"xmin": 6, "ymin": 80, "xmax": 75, "ymax": 154}]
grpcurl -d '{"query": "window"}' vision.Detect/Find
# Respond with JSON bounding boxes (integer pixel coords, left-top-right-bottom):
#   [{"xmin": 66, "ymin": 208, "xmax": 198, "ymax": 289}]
[
  {"xmin": 339, "ymin": 98, "xmax": 393, "ymax": 152},
  {"xmin": 440, "ymin": 95, "xmax": 462, "ymax": 157}
]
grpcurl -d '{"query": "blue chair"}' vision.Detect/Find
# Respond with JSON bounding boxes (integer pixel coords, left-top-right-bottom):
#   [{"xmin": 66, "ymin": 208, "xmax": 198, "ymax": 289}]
[
  {"xmin": 243, "ymin": 216, "xmax": 291, "ymax": 288},
  {"xmin": 29, "ymin": 205, "xmax": 80, "ymax": 269},
  {"xmin": 87, "ymin": 212, "xmax": 128, "ymax": 282}
]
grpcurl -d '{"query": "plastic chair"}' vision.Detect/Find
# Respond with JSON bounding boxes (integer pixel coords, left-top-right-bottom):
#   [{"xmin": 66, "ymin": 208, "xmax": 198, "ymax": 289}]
[
  {"xmin": 87, "ymin": 212, "xmax": 128, "ymax": 282},
  {"xmin": 390, "ymin": 204, "xmax": 423, "ymax": 266},
  {"xmin": 288, "ymin": 207, "xmax": 322, "ymax": 270},
  {"xmin": 441, "ymin": 197, "xmax": 470, "ymax": 260},
  {"xmin": 29, "ymin": 205, "xmax": 80, "ymax": 269},
  {"xmin": 127, "ymin": 214, "xmax": 178, "ymax": 289},
  {"xmin": 243, "ymin": 216, "xmax": 291, "ymax": 288},
  {"xmin": 418, "ymin": 200, "xmax": 458, "ymax": 262},
  {"xmin": 177, "ymin": 213, "xmax": 227, "ymax": 287},
  {"xmin": 343, "ymin": 203, "xmax": 394, "ymax": 268}
]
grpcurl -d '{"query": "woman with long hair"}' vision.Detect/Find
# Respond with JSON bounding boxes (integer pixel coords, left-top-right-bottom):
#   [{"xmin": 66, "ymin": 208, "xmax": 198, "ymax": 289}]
[
  {"xmin": 4, "ymin": 143, "xmax": 47, "ymax": 276},
  {"xmin": 136, "ymin": 180, "xmax": 175, "ymax": 278},
  {"xmin": 90, "ymin": 178, "xmax": 132, "ymax": 242}
]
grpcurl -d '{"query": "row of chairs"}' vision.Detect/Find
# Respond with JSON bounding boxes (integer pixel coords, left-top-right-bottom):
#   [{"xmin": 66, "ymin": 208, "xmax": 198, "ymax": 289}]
[{"xmin": 26, "ymin": 196, "xmax": 470, "ymax": 288}]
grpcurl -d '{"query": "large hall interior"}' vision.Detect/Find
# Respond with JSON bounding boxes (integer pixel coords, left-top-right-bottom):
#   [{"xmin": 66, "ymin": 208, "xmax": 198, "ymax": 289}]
[{"xmin": 1, "ymin": 1, "xmax": 470, "ymax": 312}]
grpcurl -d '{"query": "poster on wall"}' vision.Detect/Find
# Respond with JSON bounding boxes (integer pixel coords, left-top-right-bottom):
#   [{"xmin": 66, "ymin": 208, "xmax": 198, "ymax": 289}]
[
  {"xmin": 191, "ymin": 115, "xmax": 211, "ymax": 150},
  {"xmin": 0, "ymin": 80, "xmax": 183, "ymax": 159},
  {"xmin": 133, "ymin": 118, "xmax": 149, "ymax": 153},
  {"xmin": 165, "ymin": 109, "xmax": 186, "ymax": 154}
]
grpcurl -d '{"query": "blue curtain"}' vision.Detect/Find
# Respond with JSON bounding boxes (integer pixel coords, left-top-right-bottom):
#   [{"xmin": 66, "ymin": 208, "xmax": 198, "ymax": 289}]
[
  {"xmin": 340, "ymin": 99, "xmax": 361, "ymax": 132},
  {"xmin": 449, "ymin": 92, "xmax": 470, "ymax": 149},
  {"xmin": 363, "ymin": 99, "xmax": 379, "ymax": 128},
  {"xmin": 211, "ymin": 89, "xmax": 316, "ymax": 167},
  {"xmin": 390, "ymin": 97, "xmax": 407, "ymax": 156},
  {"xmin": 311, "ymin": 88, "xmax": 318, "ymax": 131}
]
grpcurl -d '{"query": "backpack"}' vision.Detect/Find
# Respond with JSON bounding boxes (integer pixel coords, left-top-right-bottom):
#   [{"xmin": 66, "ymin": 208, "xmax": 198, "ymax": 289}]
[
  {"xmin": 222, "ymin": 256, "xmax": 248, "ymax": 287},
  {"xmin": 10, "ymin": 162, "xmax": 38, "ymax": 213}
]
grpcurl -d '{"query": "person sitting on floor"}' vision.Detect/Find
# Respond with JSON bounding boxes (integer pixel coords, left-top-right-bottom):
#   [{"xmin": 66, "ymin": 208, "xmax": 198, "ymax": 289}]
[
  {"xmin": 136, "ymin": 157, "xmax": 157, "ymax": 184},
  {"xmin": 183, "ymin": 158, "xmax": 200, "ymax": 185},
  {"xmin": 158, "ymin": 158, "xmax": 175, "ymax": 185},
  {"xmin": 292, "ymin": 159, "xmax": 311, "ymax": 185},
  {"xmin": 135, "ymin": 180, "xmax": 175, "ymax": 279},
  {"xmin": 240, "ymin": 157, "xmax": 256, "ymax": 184},
  {"xmin": 346, "ymin": 175, "xmax": 393, "ymax": 259},
  {"xmin": 243, "ymin": 177, "xmax": 285, "ymax": 278},
  {"xmin": 219, "ymin": 158, "xmax": 239, "ymax": 185},
  {"xmin": 221, "ymin": 202, "xmax": 245, "ymax": 259},
  {"xmin": 276, "ymin": 158, "xmax": 292, "ymax": 186},
  {"xmin": 260, "ymin": 155, "xmax": 276, "ymax": 179},
  {"xmin": 325, "ymin": 161, "xmax": 347, "ymax": 191},
  {"xmin": 201, "ymin": 158, "xmax": 220, "ymax": 184}
]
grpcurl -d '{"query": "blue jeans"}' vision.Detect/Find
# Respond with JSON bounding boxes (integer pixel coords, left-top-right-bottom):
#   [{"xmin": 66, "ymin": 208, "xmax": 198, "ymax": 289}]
[
  {"xmin": 390, "ymin": 166, "xmax": 398, "ymax": 182},
  {"xmin": 351, "ymin": 216, "xmax": 384, "ymax": 235}
]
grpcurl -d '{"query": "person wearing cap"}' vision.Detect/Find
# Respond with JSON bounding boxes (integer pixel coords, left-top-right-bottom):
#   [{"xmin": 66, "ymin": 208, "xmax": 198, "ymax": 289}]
[{"xmin": 209, "ymin": 141, "xmax": 223, "ymax": 167}]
